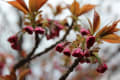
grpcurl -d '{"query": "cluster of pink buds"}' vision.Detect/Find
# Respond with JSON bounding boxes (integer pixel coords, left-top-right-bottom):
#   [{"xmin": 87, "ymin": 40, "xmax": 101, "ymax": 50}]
[
  {"xmin": 23, "ymin": 26, "xmax": 45, "ymax": 35},
  {"xmin": 8, "ymin": 35, "xmax": 19, "ymax": 50},
  {"xmin": 46, "ymin": 20, "xmax": 64, "ymax": 40},
  {"xmin": 56, "ymin": 43, "xmax": 71, "ymax": 56},
  {"xmin": 55, "ymin": 26, "xmax": 108, "ymax": 73},
  {"xmin": 80, "ymin": 28, "xmax": 96, "ymax": 49},
  {"xmin": 72, "ymin": 48, "xmax": 84, "ymax": 58},
  {"xmin": 55, "ymin": 44, "xmax": 92, "ymax": 63},
  {"xmin": 55, "ymin": 41, "xmax": 107, "ymax": 73}
]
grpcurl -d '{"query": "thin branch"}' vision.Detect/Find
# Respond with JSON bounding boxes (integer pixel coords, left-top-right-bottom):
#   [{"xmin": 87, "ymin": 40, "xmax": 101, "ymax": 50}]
[
  {"xmin": 27, "ymin": 34, "xmax": 44, "ymax": 58},
  {"xmin": 31, "ymin": 24, "xmax": 73, "ymax": 60},
  {"xmin": 13, "ymin": 22, "xmax": 73, "ymax": 70},
  {"xmin": 59, "ymin": 58, "xmax": 80, "ymax": 80}
]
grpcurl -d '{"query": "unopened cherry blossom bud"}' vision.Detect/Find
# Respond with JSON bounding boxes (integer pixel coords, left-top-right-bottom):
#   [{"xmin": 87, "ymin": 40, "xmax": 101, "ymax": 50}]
[
  {"xmin": 96, "ymin": 63, "xmax": 108, "ymax": 73},
  {"xmin": 56, "ymin": 43, "xmax": 64, "ymax": 52},
  {"xmin": 23, "ymin": 26, "xmax": 33, "ymax": 34},
  {"xmin": 54, "ymin": 21, "xmax": 64, "ymax": 30},
  {"xmin": 35, "ymin": 27, "xmax": 45, "ymax": 34},
  {"xmin": 8, "ymin": 35, "xmax": 18, "ymax": 43},
  {"xmin": 72, "ymin": 48, "xmax": 84, "ymax": 57},
  {"xmin": 86, "ymin": 36, "xmax": 95, "ymax": 49},
  {"xmin": 80, "ymin": 28, "xmax": 90, "ymax": 36},
  {"xmin": 11, "ymin": 43, "xmax": 19, "ymax": 50},
  {"xmin": 63, "ymin": 48, "xmax": 71, "ymax": 56}
]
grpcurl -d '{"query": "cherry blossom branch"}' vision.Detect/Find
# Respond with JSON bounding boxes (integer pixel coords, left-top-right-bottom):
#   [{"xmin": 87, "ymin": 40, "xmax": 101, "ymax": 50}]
[
  {"xmin": 13, "ymin": 22, "xmax": 73, "ymax": 70},
  {"xmin": 59, "ymin": 58, "xmax": 80, "ymax": 80}
]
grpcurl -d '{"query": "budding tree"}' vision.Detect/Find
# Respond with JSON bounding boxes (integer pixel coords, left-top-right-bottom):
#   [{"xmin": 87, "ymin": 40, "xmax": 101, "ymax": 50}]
[{"xmin": 0, "ymin": 0, "xmax": 120, "ymax": 80}]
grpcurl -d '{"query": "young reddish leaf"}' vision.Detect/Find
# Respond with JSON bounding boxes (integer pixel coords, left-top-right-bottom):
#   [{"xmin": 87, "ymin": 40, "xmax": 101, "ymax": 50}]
[
  {"xmin": 29, "ymin": 0, "xmax": 47, "ymax": 12},
  {"xmin": 8, "ymin": 1, "xmax": 28, "ymax": 14},
  {"xmin": 109, "ymin": 20, "xmax": 120, "ymax": 33},
  {"xmin": 87, "ymin": 18, "xmax": 93, "ymax": 34},
  {"xmin": 93, "ymin": 11, "xmax": 100, "ymax": 33},
  {"xmin": 101, "ymin": 34, "xmax": 120, "ymax": 43},
  {"xmin": 96, "ymin": 20, "xmax": 120, "ymax": 38},
  {"xmin": 70, "ymin": 0, "xmax": 80, "ymax": 16},
  {"xmin": 19, "ymin": 69, "xmax": 31, "ymax": 80},
  {"xmin": 111, "ymin": 28, "xmax": 120, "ymax": 32},
  {"xmin": 87, "ymin": 18, "xmax": 93, "ymax": 29},
  {"xmin": 16, "ymin": 0, "xmax": 28, "ymax": 11},
  {"xmin": 79, "ymin": 4, "xmax": 96, "ymax": 16},
  {"xmin": 95, "ymin": 26, "xmax": 107, "ymax": 38}
]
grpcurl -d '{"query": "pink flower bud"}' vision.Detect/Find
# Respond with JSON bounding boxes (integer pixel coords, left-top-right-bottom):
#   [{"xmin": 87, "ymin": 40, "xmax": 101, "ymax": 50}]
[
  {"xmin": 51, "ymin": 29, "xmax": 57, "ymax": 37},
  {"xmin": 72, "ymin": 48, "xmax": 84, "ymax": 57},
  {"xmin": 54, "ymin": 21, "xmax": 64, "ymax": 30},
  {"xmin": 80, "ymin": 28, "xmax": 90, "ymax": 36},
  {"xmin": 56, "ymin": 24, "xmax": 64, "ymax": 30},
  {"xmin": 11, "ymin": 43, "xmax": 19, "ymax": 50},
  {"xmin": 56, "ymin": 43, "xmax": 64, "ymax": 52},
  {"xmin": 23, "ymin": 26, "xmax": 33, "ymax": 34},
  {"xmin": 86, "ymin": 36, "xmax": 95, "ymax": 49},
  {"xmin": 8, "ymin": 35, "xmax": 18, "ymax": 43},
  {"xmin": 63, "ymin": 48, "xmax": 71, "ymax": 56},
  {"xmin": 96, "ymin": 63, "xmax": 108, "ymax": 73},
  {"xmin": 35, "ymin": 27, "xmax": 45, "ymax": 34}
]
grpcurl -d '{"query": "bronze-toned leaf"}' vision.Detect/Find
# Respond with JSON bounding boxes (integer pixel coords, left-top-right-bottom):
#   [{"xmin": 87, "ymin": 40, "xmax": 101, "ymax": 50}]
[
  {"xmin": 109, "ymin": 20, "xmax": 120, "ymax": 33},
  {"xmin": 93, "ymin": 11, "xmax": 100, "ymax": 33},
  {"xmin": 29, "ymin": 0, "xmax": 47, "ymax": 12},
  {"xmin": 87, "ymin": 18, "xmax": 93, "ymax": 34},
  {"xmin": 70, "ymin": 0, "xmax": 80, "ymax": 16},
  {"xmin": 102, "ymin": 34, "xmax": 120, "ymax": 43},
  {"xmin": 96, "ymin": 20, "xmax": 120, "ymax": 38},
  {"xmin": 16, "ymin": 0, "xmax": 28, "ymax": 11},
  {"xmin": 79, "ymin": 4, "xmax": 96, "ymax": 16},
  {"xmin": 8, "ymin": 1, "xmax": 28, "ymax": 14},
  {"xmin": 95, "ymin": 26, "xmax": 108, "ymax": 38}
]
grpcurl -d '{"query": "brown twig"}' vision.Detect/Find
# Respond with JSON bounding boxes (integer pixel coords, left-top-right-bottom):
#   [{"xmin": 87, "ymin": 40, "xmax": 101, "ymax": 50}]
[
  {"xmin": 27, "ymin": 34, "xmax": 44, "ymax": 58},
  {"xmin": 13, "ymin": 22, "xmax": 73, "ymax": 70},
  {"xmin": 59, "ymin": 58, "xmax": 80, "ymax": 80}
]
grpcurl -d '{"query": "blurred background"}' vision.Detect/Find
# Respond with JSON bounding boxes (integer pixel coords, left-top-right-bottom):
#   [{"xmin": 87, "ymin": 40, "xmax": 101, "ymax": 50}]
[{"xmin": 0, "ymin": 0, "xmax": 120, "ymax": 80}]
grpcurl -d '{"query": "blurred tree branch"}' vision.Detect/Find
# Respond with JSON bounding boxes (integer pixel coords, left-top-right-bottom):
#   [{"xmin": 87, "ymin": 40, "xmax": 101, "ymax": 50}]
[
  {"xmin": 59, "ymin": 58, "xmax": 81, "ymax": 80},
  {"xmin": 13, "ymin": 21, "xmax": 73, "ymax": 70}
]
